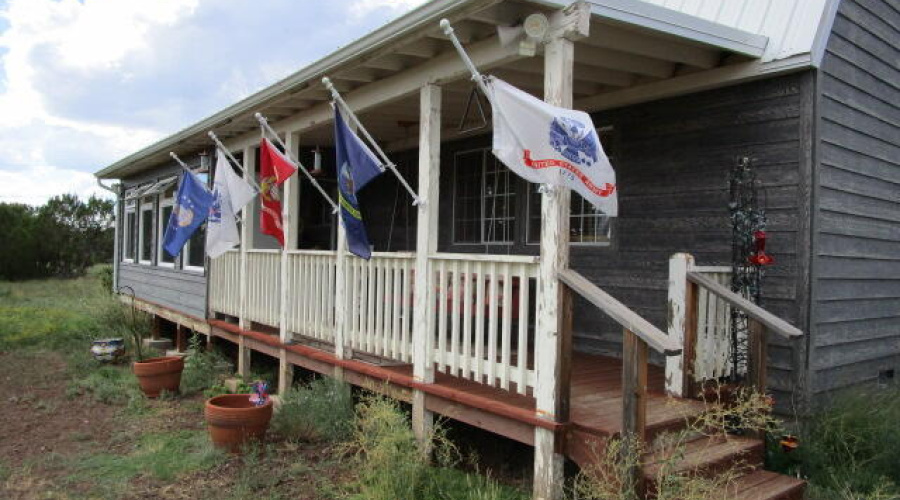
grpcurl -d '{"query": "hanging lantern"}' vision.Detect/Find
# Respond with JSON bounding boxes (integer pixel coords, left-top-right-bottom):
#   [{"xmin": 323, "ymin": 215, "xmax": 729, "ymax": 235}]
[{"xmin": 748, "ymin": 230, "xmax": 774, "ymax": 266}]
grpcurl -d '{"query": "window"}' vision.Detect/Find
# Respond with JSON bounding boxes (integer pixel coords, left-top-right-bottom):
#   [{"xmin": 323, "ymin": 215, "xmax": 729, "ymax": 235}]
[
  {"xmin": 527, "ymin": 126, "xmax": 616, "ymax": 245},
  {"xmin": 157, "ymin": 186, "xmax": 176, "ymax": 267},
  {"xmin": 183, "ymin": 172, "xmax": 208, "ymax": 272},
  {"xmin": 452, "ymin": 149, "xmax": 516, "ymax": 245},
  {"xmin": 123, "ymin": 200, "xmax": 136, "ymax": 262},
  {"xmin": 138, "ymin": 198, "xmax": 154, "ymax": 264}
]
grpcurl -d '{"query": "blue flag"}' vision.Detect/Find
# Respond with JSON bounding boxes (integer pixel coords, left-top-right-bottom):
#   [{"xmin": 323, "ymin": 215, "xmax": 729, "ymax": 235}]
[
  {"xmin": 163, "ymin": 169, "xmax": 215, "ymax": 257},
  {"xmin": 334, "ymin": 108, "xmax": 384, "ymax": 260}
]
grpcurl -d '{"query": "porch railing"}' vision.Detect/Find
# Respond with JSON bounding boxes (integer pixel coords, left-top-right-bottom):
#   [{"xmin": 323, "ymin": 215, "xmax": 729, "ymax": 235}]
[
  {"xmin": 286, "ymin": 250, "xmax": 337, "ymax": 343},
  {"xmin": 208, "ymin": 250, "xmax": 241, "ymax": 318},
  {"xmin": 428, "ymin": 254, "xmax": 539, "ymax": 395},
  {"xmin": 345, "ymin": 252, "xmax": 416, "ymax": 363},
  {"xmin": 245, "ymin": 250, "xmax": 281, "ymax": 327},
  {"xmin": 690, "ymin": 265, "xmax": 737, "ymax": 383}
]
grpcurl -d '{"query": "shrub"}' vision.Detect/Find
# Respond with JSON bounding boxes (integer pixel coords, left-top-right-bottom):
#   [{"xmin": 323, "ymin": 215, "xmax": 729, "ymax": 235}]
[
  {"xmin": 180, "ymin": 335, "xmax": 233, "ymax": 395},
  {"xmin": 270, "ymin": 377, "xmax": 354, "ymax": 443},
  {"xmin": 792, "ymin": 386, "xmax": 900, "ymax": 497}
]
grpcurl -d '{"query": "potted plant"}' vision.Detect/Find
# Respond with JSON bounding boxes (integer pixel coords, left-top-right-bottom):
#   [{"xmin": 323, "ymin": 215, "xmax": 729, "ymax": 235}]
[
  {"xmin": 123, "ymin": 297, "xmax": 184, "ymax": 398},
  {"xmin": 205, "ymin": 382, "xmax": 273, "ymax": 452}
]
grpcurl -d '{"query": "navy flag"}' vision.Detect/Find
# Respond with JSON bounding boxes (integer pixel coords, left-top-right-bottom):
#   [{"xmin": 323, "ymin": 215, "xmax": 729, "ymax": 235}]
[
  {"xmin": 334, "ymin": 107, "xmax": 384, "ymax": 260},
  {"xmin": 163, "ymin": 169, "xmax": 215, "ymax": 258}
]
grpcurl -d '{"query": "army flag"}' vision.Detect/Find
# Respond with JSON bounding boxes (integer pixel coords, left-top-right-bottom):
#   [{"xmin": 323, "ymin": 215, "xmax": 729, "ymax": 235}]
[{"xmin": 206, "ymin": 151, "xmax": 257, "ymax": 258}]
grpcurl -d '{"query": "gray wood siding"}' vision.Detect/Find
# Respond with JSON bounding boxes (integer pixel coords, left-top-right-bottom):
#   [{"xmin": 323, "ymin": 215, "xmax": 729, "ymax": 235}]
[
  {"xmin": 812, "ymin": 0, "xmax": 900, "ymax": 396},
  {"xmin": 571, "ymin": 74, "xmax": 811, "ymax": 408},
  {"xmin": 117, "ymin": 157, "xmax": 209, "ymax": 319}
]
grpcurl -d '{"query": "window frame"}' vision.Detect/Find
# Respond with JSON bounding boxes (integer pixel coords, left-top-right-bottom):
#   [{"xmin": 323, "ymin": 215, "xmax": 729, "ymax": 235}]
[
  {"xmin": 156, "ymin": 187, "xmax": 177, "ymax": 268},
  {"xmin": 138, "ymin": 197, "xmax": 155, "ymax": 265},
  {"xmin": 182, "ymin": 171, "xmax": 209, "ymax": 273},
  {"xmin": 123, "ymin": 199, "xmax": 137, "ymax": 263},
  {"xmin": 525, "ymin": 125, "xmax": 616, "ymax": 247},
  {"xmin": 451, "ymin": 148, "xmax": 516, "ymax": 246}
]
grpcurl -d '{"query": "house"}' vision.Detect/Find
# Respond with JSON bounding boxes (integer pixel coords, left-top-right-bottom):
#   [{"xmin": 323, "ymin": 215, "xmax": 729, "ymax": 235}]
[{"xmin": 95, "ymin": 0, "xmax": 899, "ymax": 498}]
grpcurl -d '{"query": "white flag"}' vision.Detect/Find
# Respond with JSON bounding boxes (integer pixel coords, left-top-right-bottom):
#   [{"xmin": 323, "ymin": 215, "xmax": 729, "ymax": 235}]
[
  {"xmin": 206, "ymin": 151, "xmax": 257, "ymax": 258},
  {"xmin": 489, "ymin": 77, "xmax": 618, "ymax": 216}
]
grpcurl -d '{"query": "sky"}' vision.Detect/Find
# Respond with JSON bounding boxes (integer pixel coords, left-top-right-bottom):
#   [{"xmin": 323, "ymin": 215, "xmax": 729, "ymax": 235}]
[{"xmin": 0, "ymin": 0, "xmax": 427, "ymax": 205}]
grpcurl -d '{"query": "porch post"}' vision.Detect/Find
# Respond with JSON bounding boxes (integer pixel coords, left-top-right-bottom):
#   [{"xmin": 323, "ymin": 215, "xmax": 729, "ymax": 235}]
[
  {"xmin": 412, "ymin": 83, "xmax": 441, "ymax": 445},
  {"xmin": 333, "ymin": 219, "xmax": 348, "ymax": 380},
  {"xmin": 238, "ymin": 144, "xmax": 256, "ymax": 377},
  {"xmin": 665, "ymin": 253, "xmax": 694, "ymax": 397},
  {"xmin": 279, "ymin": 131, "xmax": 300, "ymax": 394}
]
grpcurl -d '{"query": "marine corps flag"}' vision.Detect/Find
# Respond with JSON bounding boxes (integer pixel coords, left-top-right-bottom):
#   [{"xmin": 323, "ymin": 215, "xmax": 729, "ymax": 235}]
[
  {"xmin": 334, "ymin": 107, "xmax": 383, "ymax": 260},
  {"xmin": 489, "ymin": 77, "xmax": 618, "ymax": 216},
  {"xmin": 258, "ymin": 137, "xmax": 297, "ymax": 246}
]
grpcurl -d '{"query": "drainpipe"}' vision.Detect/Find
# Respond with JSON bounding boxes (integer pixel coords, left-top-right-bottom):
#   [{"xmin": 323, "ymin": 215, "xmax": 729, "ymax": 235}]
[{"xmin": 96, "ymin": 178, "xmax": 121, "ymax": 293}]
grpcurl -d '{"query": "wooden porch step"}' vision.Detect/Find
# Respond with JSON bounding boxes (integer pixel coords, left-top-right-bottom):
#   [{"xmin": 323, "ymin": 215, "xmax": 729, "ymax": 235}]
[
  {"xmin": 728, "ymin": 470, "xmax": 806, "ymax": 500},
  {"xmin": 642, "ymin": 434, "xmax": 764, "ymax": 483}
]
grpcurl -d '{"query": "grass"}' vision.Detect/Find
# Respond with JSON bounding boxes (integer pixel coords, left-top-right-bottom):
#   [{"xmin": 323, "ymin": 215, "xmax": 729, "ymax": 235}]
[
  {"xmin": 768, "ymin": 385, "xmax": 900, "ymax": 499},
  {"xmin": 271, "ymin": 377, "xmax": 355, "ymax": 443}
]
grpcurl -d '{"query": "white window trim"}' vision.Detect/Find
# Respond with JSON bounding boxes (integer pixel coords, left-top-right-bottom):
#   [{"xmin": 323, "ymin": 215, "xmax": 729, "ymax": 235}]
[
  {"xmin": 157, "ymin": 193, "xmax": 176, "ymax": 268},
  {"xmin": 182, "ymin": 225, "xmax": 206, "ymax": 273},
  {"xmin": 123, "ymin": 201, "xmax": 136, "ymax": 263},
  {"xmin": 138, "ymin": 198, "xmax": 154, "ymax": 265}
]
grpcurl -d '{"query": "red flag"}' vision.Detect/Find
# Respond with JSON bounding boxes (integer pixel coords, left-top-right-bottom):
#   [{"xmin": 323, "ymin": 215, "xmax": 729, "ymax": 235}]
[{"xmin": 258, "ymin": 138, "xmax": 297, "ymax": 246}]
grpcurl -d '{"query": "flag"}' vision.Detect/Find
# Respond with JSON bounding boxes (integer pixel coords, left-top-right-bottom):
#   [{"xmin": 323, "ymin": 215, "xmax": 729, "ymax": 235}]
[
  {"xmin": 334, "ymin": 107, "xmax": 383, "ymax": 260},
  {"xmin": 206, "ymin": 150, "xmax": 257, "ymax": 258},
  {"xmin": 258, "ymin": 137, "xmax": 297, "ymax": 246},
  {"xmin": 163, "ymin": 169, "xmax": 215, "ymax": 257},
  {"xmin": 489, "ymin": 77, "xmax": 618, "ymax": 216}
]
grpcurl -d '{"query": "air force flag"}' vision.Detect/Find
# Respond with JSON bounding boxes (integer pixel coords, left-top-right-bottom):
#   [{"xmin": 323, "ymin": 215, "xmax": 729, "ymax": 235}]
[
  {"xmin": 334, "ymin": 107, "xmax": 384, "ymax": 260},
  {"xmin": 489, "ymin": 77, "xmax": 618, "ymax": 216},
  {"xmin": 163, "ymin": 169, "xmax": 215, "ymax": 258}
]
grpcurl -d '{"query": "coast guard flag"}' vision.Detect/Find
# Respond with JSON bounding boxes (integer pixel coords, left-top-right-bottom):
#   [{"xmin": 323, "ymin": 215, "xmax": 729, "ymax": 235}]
[
  {"xmin": 334, "ymin": 107, "xmax": 383, "ymax": 260},
  {"xmin": 163, "ymin": 169, "xmax": 215, "ymax": 257},
  {"xmin": 206, "ymin": 151, "xmax": 257, "ymax": 258},
  {"xmin": 258, "ymin": 137, "xmax": 297, "ymax": 246},
  {"xmin": 489, "ymin": 77, "xmax": 618, "ymax": 216}
]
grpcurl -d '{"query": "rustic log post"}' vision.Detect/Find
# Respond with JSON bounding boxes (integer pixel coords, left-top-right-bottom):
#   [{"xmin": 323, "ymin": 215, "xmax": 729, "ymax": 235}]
[
  {"xmin": 622, "ymin": 329, "xmax": 648, "ymax": 492},
  {"xmin": 175, "ymin": 324, "xmax": 187, "ymax": 353},
  {"xmin": 748, "ymin": 319, "xmax": 768, "ymax": 393},
  {"xmin": 665, "ymin": 253, "xmax": 694, "ymax": 396},
  {"xmin": 412, "ymin": 83, "xmax": 441, "ymax": 446},
  {"xmin": 151, "ymin": 315, "xmax": 161, "ymax": 340}
]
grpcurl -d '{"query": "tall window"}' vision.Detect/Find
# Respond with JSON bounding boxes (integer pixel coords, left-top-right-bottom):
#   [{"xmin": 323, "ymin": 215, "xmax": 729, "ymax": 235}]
[
  {"xmin": 452, "ymin": 149, "xmax": 516, "ymax": 245},
  {"xmin": 138, "ymin": 198, "xmax": 154, "ymax": 264},
  {"xmin": 183, "ymin": 172, "xmax": 208, "ymax": 272},
  {"xmin": 123, "ymin": 200, "xmax": 136, "ymax": 262},
  {"xmin": 157, "ymin": 186, "xmax": 176, "ymax": 267},
  {"xmin": 527, "ymin": 126, "xmax": 616, "ymax": 245}
]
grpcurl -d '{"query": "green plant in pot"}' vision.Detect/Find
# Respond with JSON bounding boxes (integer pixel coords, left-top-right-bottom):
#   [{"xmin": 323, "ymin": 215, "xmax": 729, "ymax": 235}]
[{"xmin": 120, "ymin": 287, "xmax": 184, "ymax": 398}]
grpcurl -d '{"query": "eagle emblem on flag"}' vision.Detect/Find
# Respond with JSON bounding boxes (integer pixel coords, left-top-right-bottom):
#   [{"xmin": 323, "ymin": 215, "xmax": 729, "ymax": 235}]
[{"xmin": 549, "ymin": 116, "xmax": 599, "ymax": 167}]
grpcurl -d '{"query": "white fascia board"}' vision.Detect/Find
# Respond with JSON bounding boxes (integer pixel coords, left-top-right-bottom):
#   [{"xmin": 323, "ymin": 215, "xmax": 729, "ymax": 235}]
[{"xmin": 586, "ymin": 0, "xmax": 769, "ymax": 58}]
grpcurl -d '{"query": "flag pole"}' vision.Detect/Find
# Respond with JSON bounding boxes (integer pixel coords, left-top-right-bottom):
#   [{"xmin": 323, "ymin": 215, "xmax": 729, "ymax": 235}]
[
  {"xmin": 206, "ymin": 131, "xmax": 263, "ymax": 192},
  {"xmin": 254, "ymin": 113, "xmax": 339, "ymax": 214},
  {"xmin": 169, "ymin": 152, "xmax": 200, "ymax": 175},
  {"xmin": 440, "ymin": 19, "xmax": 492, "ymax": 105},
  {"xmin": 321, "ymin": 77, "xmax": 421, "ymax": 206}
]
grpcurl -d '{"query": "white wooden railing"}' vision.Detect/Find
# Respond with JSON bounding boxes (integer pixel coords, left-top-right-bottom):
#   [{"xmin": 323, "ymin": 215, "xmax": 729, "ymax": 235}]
[
  {"xmin": 345, "ymin": 252, "xmax": 416, "ymax": 363},
  {"xmin": 245, "ymin": 250, "xmax": 281, "ymax": 327},
  {"xmin": 692, "ymin": 265, "xmax": 738, "ymax": 382},
  {"xmin": 428, "ymin": 253, "xmax": 540, "ymax": 395},
  {"xmin": 286, "ymin": 250, "xmax": 337, "ymax": 342},
  {"xmin": 209, "ymin": 250, "xmax": 241, "ymax": 317}
]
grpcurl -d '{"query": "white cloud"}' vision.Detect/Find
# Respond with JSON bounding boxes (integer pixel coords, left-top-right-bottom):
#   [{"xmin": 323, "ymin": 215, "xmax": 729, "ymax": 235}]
[{"xmin": 0, "ymin": 0, "xmax": 427, "ymax": 206}]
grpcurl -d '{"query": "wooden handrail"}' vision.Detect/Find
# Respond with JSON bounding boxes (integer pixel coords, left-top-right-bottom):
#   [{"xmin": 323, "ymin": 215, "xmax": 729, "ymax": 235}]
[
  {"xmin": 686, "ymin": 271, "xmax": 803, "ymax": 338},
  {"xmin": 558, "ymin": 269, "xmax": 682, "ymax": 355}
]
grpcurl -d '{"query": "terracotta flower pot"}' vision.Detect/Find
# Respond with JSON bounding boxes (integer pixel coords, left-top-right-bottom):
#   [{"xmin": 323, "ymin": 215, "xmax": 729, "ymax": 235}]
[
  {"xmin": 205, "ymin": 394, "xmax": 273, "ymax": 453},
  {"xmin": 133, "ymin": 356, "xmax": 184, "ymax": 398}
]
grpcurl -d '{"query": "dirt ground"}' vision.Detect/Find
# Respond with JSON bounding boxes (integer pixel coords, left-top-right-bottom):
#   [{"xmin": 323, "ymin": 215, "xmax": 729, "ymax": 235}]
[{"xmin": 0, "ymin": 351, "xmax": 351, "ymax": 500}]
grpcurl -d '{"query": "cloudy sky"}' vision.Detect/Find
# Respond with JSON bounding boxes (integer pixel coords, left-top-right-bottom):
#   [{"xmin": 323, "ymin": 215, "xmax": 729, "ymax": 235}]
[{"xmin": 0, "ymin": 0, "xmax": 426, "ymax": 205}]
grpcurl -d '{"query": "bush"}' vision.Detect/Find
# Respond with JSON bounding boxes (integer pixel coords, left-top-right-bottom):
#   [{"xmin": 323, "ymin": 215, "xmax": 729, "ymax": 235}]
[
  {"xmin": 792, "ymin": 387, "xmax": 900, "ymax": 497},
  {"xmin": 180, "ymin": 335, "xmax": 233, "ymax": 396},
  {"xmin": 271, "ymin": 377, "xmax": 355, "ymax": 443}
]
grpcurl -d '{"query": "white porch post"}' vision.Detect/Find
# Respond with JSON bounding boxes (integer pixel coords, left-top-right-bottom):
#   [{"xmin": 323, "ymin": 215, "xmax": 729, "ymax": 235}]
[
  {"xmin": 238, "ymin": 144, "xmax": 257, "ymax": 377},
  {"xmin": 665, "ymin": 253, "xmax": 695, "ymax": 397},
  {"xmin": 412, "ymin": 83, "xmax": 441, "ymax": 444},
  {"xmin": 279, "ymin": 131, "xmax": 300, "ymax": 394}
]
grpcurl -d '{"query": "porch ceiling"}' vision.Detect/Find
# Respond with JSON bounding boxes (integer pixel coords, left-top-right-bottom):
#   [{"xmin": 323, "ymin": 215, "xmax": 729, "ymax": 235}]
[{"xmin": 97, "ymin": 0, "xmax": 770, "ymax": 180}]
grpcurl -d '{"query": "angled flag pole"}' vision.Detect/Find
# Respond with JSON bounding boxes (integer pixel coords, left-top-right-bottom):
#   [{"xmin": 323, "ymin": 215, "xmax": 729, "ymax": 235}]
[
  {"xmin": 206, "ymin": 131, "xmax": 263, "ymax": 192},
  {"xmin": 440, "ymin": 19, "xmax": 492, "ymax": 105},
  {"xmin": 321, "ymin": 77, "xmax": 421, "ymax": 206},
  {"xmin": 254, "ymin": 112, "xmax": 339, "ymax": 214},
  {"xmin": 169, "ymin": 152, "xmax": 203, "ymax": 175}
]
